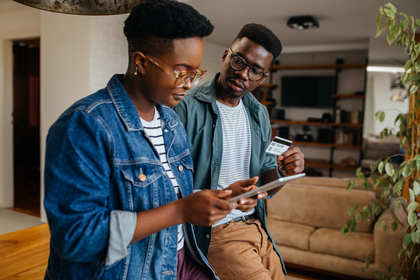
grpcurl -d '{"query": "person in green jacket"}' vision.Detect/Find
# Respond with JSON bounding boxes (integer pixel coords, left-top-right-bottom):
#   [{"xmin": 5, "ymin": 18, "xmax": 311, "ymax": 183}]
[{"xmin": 173, "ymin": 23, "xmax": 305, "ymax": 280}]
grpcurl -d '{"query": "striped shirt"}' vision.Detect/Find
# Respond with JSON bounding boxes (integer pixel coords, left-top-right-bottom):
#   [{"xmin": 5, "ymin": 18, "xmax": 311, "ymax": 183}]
[
  {"xmin": 140, "ymin": 107, "xmax": 184, "ymax": 251},
  {"xmin": 213, "ymin": 99, "xmax": 254, "ymax": 227}
]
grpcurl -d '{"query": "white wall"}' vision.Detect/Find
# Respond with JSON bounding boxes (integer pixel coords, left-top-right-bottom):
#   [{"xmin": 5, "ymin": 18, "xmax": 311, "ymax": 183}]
[{"xmin": 0, "ymin": 2, "xmax": 40, "ymax": 208}]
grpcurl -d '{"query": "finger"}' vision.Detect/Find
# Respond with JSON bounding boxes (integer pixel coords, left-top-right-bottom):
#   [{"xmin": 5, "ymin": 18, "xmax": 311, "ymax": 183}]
[
  {"xmin": 212, "ymin": 196, "xmax": 235, "ymax": 210},
  {"xmin": 213, "ymin": 189, "xmax": 233, "ymax": 199}
]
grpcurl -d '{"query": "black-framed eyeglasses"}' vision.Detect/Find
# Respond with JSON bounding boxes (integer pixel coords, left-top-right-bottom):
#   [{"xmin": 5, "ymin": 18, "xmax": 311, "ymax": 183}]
[
  {"xmin": 144, "ymin": 54, "xmax": 207, "ymax": 88},
  {"xmin": 229, "ymin": 47, "xmax": 268, "ymax": 81}
]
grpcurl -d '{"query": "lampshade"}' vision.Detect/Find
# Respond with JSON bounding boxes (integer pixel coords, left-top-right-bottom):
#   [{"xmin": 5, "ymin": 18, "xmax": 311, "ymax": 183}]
[{"xmin": 13, "ymin": 0, "xmax": 145, "ymax": 15}]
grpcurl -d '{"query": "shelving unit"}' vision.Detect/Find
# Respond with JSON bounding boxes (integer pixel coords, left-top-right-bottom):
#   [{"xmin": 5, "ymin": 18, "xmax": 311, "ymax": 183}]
[{"xmin": 263, "ymin": 59, "xmax": 367, "ymax": 177}]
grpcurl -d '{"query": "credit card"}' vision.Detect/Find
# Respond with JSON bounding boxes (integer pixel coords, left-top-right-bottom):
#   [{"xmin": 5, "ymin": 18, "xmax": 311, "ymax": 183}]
[{"xmin": 266, "ymin": 136, "xmax": 292, "ymax": 155}]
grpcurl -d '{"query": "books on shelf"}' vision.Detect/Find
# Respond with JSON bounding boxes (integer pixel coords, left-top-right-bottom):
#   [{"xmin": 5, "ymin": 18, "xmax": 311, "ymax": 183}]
[
  {"xmin": 339, "ymin": 110, "xmax": 363, "ymax": 124},
  {"xmin": 334, "ymin": 128, "xmax": 361, "ymax": 146}
]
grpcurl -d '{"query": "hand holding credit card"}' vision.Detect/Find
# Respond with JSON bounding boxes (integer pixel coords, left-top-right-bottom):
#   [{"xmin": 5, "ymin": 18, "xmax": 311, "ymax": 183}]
[{"xmin": 266, "ymin": 136, "xmax": 292, "ymax": 155}]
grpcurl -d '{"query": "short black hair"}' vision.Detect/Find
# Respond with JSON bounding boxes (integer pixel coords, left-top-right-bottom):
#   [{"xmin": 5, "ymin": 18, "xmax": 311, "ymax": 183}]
[
  {"xmin": 124, "ymin": 0, "xmax": 214, "ymax": 57},
  {"xmin": 233, "ymin": 23, "xmax": 282, "ymax": 61}
]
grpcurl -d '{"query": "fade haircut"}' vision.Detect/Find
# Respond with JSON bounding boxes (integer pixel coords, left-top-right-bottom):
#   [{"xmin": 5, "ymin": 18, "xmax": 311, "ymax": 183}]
[
  {"xmin": 124, "ymin": 0, "xmax": 214, "ymax": 57},
  {"xmin": 233, "ymin": 23, "xmax": 282, "ymax": 62}
]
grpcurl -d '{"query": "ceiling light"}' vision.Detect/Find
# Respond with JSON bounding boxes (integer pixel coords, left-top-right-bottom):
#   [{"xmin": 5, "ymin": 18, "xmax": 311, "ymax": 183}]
[
  {"xmin": 13, "ymin": 0, "xmax": 144, "ymax": 15},
  {"xmin": 287, "ymin": 16, "xmax": 319, "ymax": 30}
]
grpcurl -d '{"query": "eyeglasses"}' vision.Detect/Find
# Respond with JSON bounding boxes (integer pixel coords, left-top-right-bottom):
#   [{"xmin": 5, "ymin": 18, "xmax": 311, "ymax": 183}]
[
  {"xmin": 144, "ymin": 54, "xmax": 206, "ymax": 88},
  {"xmin": 228, "ymin": 47, "xmax": 268, "ymax": 81}
]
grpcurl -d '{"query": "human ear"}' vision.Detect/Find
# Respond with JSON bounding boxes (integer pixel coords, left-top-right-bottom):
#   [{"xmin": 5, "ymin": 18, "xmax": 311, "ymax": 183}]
[
  {"xmin": 221, "ymin": 49, "xmax": 229, "ymax": 62},
  {"xmin": 132, "ymin": 51, "xmax": 147, "ymax": 73}
]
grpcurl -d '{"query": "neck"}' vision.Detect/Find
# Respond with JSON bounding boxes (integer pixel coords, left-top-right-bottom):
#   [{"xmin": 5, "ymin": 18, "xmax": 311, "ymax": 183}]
[
  {"xmin": 120, "ymin": 74, "xmax": 156, "ymax": 121},
  {"xmin": 215, "ymin": 76, "xmax": 241, "ymax": 107}
]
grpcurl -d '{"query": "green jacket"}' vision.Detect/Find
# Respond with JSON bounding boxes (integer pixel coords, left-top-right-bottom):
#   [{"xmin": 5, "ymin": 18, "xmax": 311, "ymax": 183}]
[{"xmin": 173, "ymin": 73, "xmax": 286, "ymax": 273}]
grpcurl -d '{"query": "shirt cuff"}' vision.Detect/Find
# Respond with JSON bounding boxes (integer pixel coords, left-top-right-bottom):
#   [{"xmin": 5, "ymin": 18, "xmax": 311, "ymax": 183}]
[{"xmin": 105, "ymin": 210, "xmax": 137, "ymax": 266}]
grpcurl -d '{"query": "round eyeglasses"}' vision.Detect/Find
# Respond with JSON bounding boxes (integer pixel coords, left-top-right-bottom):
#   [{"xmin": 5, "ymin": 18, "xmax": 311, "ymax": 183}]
[
  {"xmin": 144, "ymin": 54, "xmax": 206, "ymax": 88},
  {"xmin": 229, "ymin": 47, "xmax": 268, "ymax": 81}
]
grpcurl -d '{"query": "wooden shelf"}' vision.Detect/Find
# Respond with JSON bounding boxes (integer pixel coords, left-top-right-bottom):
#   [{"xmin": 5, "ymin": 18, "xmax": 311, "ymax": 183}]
[
  {"xmin": 260, "ymin": 101, "xmax": 275, "ymax": 105},
  {"xmin": 332, "ymin": 94, "xmax": 366, "ymax": 99},
  {"xmin": 305, "ymin": 160, "xmax": 359, "ymax": 171},
  {"xmin": 258, "ymin": 83, "xmax": 278, "ymax": 89},
  {"xmin": 270, "ymin": 119, "xmax": 363, "ymax": 127},
  {"xmin": 270, "ymin": 64, "xmax": 368, "ymax": 71},
  {"xmin": 292, "ymin": 141, "xmax": 362, "ymax": 150}
]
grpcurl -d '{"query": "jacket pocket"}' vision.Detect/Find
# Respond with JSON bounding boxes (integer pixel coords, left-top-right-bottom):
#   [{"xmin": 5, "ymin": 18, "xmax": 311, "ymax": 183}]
[{"xmin": 121, "ymin": 164, "xmax": 162, "ymax": 211}]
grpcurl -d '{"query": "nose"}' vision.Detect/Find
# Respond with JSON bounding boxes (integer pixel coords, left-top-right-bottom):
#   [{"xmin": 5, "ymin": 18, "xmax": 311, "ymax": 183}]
[
  {"xmin": 182, "ymin": 78, "xmax": 193, "ymax": 90},
  {"xmin": 235, "ymin": 67, "xmax": 249, "ymax": 81}
]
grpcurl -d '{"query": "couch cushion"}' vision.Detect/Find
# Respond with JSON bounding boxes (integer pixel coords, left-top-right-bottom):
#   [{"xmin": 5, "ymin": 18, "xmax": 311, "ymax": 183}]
[
  {"xmin": 309, "ymin": 228, "xmax": 374, "ymax": 262},
  {"xmin": 267, "ymin": 218, "xmax": 315, "ymax": 251},
  {"xmin": 266, "ymin": 183, "xmax": 375, "ymax": 233}
]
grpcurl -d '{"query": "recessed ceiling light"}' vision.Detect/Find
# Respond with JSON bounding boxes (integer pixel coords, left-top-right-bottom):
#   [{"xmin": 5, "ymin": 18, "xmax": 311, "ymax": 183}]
[{"xmin": 287, "ymin": 16, "xmax": 319, "ymax": 30}]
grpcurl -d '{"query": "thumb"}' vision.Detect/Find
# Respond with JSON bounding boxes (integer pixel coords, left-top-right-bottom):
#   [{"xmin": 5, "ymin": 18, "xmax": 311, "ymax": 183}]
[
  {"xmin": 237, "ymin": 176, "xmax": 259, "ymax": 187},
  {"xmin": 214, "ymin": 189, "xmax": 233, "ymax": 199}
]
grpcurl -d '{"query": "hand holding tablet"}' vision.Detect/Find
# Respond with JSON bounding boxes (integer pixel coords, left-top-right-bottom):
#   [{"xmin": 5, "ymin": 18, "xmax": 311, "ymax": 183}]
[{"xmin": 228, "ymin": 173, "xmax": 306, "ymax": 202}]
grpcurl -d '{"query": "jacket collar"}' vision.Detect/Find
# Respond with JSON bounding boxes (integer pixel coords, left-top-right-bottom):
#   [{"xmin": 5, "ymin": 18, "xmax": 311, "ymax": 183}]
[
  {"xmin": 106, "ymin": 74, "xmax": 177, "ymax": 131},
  {"xmin": 194, "ymin": 73, "xmax": 261, "ymax": 112}
]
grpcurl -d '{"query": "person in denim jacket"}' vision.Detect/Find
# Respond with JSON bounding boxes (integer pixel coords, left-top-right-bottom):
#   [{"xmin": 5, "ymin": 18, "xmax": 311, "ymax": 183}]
[{"xmin": 43, "ymin": 1, "xmax": 257, "ymax": 279}]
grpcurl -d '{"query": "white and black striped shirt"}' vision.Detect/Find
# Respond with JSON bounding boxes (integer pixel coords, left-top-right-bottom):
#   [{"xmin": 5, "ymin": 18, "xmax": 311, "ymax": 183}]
[
  {"xmin": 140, "ymin": 107, "xmax": 184, "ymax": 251},
  {"xmin": 213, "ymin": 99, "xmax": 254, "ymax": 227}
]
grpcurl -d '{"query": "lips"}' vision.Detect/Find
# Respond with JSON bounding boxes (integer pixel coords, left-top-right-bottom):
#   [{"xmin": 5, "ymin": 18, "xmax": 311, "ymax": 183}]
[
  {"xmin": 228, "ymin": 79, "xmax": 245, "ymax": 91},
  {"xmin": 173, "ymin": 93, "xmax": 185, "ymax": 101}
]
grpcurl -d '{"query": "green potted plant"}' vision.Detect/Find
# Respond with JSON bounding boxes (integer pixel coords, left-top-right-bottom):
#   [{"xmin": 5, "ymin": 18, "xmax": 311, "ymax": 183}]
[{"xmin": 341, "ymin": 3, "xmax": 420, "ymax": 280}]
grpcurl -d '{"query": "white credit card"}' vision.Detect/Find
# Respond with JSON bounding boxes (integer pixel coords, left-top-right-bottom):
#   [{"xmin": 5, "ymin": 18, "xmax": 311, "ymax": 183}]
[{"xmin": 266, "ymin": 136, "xmax": 292, "ymax": 155}]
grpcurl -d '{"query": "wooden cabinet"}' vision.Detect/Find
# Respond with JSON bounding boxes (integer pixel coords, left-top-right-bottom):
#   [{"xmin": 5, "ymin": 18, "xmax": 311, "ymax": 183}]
[{"xmin": 261, "ymin": 59, "xmax": 367, "ymax": 176}]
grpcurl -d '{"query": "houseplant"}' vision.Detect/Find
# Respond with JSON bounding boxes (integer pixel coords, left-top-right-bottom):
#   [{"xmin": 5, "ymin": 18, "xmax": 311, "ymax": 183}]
[{"xmin": 341, "ymin": 3, "xmax": 420, "ymax": 280}]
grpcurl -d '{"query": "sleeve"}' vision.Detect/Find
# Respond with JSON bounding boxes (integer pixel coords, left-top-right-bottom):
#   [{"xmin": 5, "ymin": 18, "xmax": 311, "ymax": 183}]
[
  {"xmin": 260, "ymin": 105, "xmax": 278, "ymax": 175},
  {"xmin": 44, "ymin": 110, "xmax": 134, "ymax": 263}
]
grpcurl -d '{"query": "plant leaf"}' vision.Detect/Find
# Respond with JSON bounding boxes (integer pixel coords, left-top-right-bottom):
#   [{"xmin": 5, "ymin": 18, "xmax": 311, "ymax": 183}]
[
  {"xmin": 391, "ymin": 220, "xmax": 398, "ymax": 231},
  {"xmin": 405, "ymin": 59, "xmax": 413, "ymax": 71},
  {"xmin": 409, "ymin": 188, "xmax": 415, "ymax": 202},
  {"xmin": 407, "ymin": 202, "xmax": 419, "ymax": 212},
  {"xmin": 356, "ymin": 213, "xmax": 362, "ymax": 223},
  {"xmin": 398, "ymin": 248, "xmax": 404, "ymax": 259},
  {"xmin": 385, "ymin": 162, "xmax": 394, "ymax": 176},
  {"xmin": 379, "ymin": 111, "xmax": 386, "ymax": 122},
  {"xmin": 393, "ymin": 180, "xmax": 403, "ymax": 195},
  {"xmin": 410, "ymin": 85, "xmax": 419, "ymax": 94},
  {"xmin": 414, "ymin": 181, "xmax": 420, "ymax": 195},
  {"xmin": 408, "ymin": 211, "xmax": 417, "ymax": 226},
  {"xmin": 375, "ymin": 204, "xmax": 383, "ymax": 215},
  {"xmin": 403, "ymin": 165, "xmax": 412, "ymax": 178},
  {"xmin": 378, "ymin": 161, "xmax": 384, "ymax": 174},
  {"xmin": 403, "ymin": 233, "xmax": 412, "ymax": 247}
]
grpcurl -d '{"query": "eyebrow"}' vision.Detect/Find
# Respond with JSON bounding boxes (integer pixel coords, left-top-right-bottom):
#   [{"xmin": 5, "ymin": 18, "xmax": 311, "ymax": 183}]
[
  {"xmin": 174, "ymin": 63, "xmax": 200, "ymax": 71},
  {"xmin": 234, "ymin": 51, "xmax": 266, "ymax": 71}
]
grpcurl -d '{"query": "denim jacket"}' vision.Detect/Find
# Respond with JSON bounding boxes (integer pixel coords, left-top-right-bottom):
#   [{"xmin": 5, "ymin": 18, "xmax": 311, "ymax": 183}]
[
  {"xmin": 44, "ymin": 74, "xmax": 217, "ymax": 280},
  {"xmin": 173, "ymin": 73, "xmax": 286, "ymax": 274}
]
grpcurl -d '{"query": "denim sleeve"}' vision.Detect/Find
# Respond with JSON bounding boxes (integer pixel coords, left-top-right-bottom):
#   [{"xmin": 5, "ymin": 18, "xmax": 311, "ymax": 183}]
[
  {"xmin": 44, "ymin": 110, "xmax": 114, "ymax": 262},
  {"xmin": 106, "ymin": 210, "xmax": 137, "ymax": 266},
  {"xmin": 260, "ymin": 106, "xmax": 278, "ymax": 175}
]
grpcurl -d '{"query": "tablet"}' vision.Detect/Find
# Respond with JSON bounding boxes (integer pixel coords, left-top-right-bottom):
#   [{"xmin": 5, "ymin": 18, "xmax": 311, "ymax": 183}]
[{"xmin": 228, "ymin": 173, "xmax": 306, "ymax": 202}]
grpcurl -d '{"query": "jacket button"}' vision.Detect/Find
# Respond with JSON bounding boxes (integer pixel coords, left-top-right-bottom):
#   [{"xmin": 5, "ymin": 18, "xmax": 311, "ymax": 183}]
[
  {"xmin": 178, "ymin": 165, "xmax": 183, "ymax": 172},
  {"xmin": 206, "ymin": 234, "xmax": 210, "ymax": 238},
  {"xmin": 139, "ymin": 174, "xmax": 146, "ymax": 181},
  {"xmin": 164, "ymin": 129, "xmax": 168, "ymax": 132}
]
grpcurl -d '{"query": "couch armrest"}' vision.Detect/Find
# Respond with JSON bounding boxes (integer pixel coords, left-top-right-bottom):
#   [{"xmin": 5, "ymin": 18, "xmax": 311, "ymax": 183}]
[{"xmin": 374, "ymin": 210, "xmax": 405, "ymax": 273}]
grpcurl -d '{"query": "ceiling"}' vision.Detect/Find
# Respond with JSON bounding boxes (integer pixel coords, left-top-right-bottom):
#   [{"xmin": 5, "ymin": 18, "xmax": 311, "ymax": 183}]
[{"xmin": 184, "ymin": 0, "xmax": 420, "ymax": 53}]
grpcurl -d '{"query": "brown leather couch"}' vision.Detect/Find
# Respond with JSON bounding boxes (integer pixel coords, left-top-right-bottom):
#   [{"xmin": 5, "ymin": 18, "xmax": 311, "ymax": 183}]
[{"xmin": 266, "ymin": 177, "xmax": 404, "ymax": 279}]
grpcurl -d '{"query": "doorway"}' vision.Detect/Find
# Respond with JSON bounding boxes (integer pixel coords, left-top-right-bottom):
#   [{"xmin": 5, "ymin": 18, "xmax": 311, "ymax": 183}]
[{"xmin": 12, "ymin": 38, "xmax": 40, "ymax": 217}]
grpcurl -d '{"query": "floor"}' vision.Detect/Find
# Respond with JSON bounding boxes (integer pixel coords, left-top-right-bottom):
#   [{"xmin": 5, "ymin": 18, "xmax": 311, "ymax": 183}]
[{"xmin": 0, "ymin": 208, "xmax": 43, "ymax": 235}]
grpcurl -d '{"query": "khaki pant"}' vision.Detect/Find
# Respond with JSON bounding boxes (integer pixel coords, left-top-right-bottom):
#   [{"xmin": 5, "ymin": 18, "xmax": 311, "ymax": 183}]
[{"xmin": 208, "ymin": 216, "xmax": 285, "ymax": 280}]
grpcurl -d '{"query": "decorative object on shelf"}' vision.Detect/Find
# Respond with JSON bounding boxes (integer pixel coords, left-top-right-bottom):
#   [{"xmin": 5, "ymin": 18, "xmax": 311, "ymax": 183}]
[
  {"xmin": 13, "ymin": 0, "xmax": 144, "ymax": 15},
  {"xmin": 287, "ymin": 15, "xmax": 319, "ymax": 30},
  {"xmin": 342, "ymin": 4, "xmax": 420, "ymax": 280},
  {"xmin": 295, "ymin": 125, "xmax": 313, "ymax": 142},
  {"xmin": 321, "ymin": 113, "xmax": 332, "ymax": 123},
  {"xmin": 335, "ymin": 106, "xmax": 341, "ymax": 123}
]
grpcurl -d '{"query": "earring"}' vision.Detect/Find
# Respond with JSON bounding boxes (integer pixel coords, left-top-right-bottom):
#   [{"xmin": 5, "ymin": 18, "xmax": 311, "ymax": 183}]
[{"xmin": 134, "ymin": 67, "xmax": 138, "ymax": 75}]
